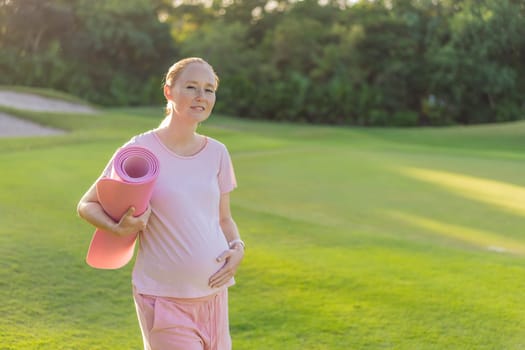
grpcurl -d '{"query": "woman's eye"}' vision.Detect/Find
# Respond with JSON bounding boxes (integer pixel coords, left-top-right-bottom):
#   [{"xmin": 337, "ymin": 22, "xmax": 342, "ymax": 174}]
[
  {"xmin": 206, "ymin": 89, "xmax": 215, "ymax": 93},
  {"xmin": 186, "ymin": 86, "xmax": 196, "ymax": 89}
]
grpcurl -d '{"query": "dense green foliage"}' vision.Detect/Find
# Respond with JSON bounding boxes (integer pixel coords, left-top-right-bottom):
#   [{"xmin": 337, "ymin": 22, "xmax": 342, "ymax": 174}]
[
  {"xmin": 0, "ymin": 0, "xmax": 176, "ymax": 105},
  {"xmin": 1, "ymin": 0, "xmax": 525, "ymax": 125},
  {"xmin": 1, "ymin": 102, "xmax": 525, "ymax": 348}
]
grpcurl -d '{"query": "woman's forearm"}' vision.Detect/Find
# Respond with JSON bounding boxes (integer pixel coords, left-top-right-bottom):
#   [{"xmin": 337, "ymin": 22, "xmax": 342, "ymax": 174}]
[
  {"xmin": 220, "ymin": 217, "xmax": 244, "ymax": 249},
  {"xmin": 77, "ymin": 201, "xmax": 119, "ymax": 234}
]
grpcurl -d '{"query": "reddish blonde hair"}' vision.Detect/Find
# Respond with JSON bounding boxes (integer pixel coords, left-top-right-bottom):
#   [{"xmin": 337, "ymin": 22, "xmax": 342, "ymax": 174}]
[{"xmin": 161, "ymin": 57, "xmax": 219, "ymax": 125}]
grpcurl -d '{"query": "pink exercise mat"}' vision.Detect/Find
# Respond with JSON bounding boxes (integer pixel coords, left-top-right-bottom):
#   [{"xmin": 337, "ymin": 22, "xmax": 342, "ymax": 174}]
[{"xmin": 86, "ymin": 145, "xmax": 160, "ymax": 269}]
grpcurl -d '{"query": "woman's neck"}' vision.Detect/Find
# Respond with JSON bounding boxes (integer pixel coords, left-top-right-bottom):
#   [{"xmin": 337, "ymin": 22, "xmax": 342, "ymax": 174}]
[{"xmin": 156, "ymin": 115, "xmax": 205, "ymax": 156}]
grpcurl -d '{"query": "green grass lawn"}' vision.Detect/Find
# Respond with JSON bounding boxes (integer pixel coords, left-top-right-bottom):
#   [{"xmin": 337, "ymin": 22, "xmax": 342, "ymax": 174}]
[
  {"xmin": 0, "ymin": 85, "xmax": 98, "ymax": 107},
  {"xmin": 1, "ymin": 104, "xmax": 525, "ymax": 349}
]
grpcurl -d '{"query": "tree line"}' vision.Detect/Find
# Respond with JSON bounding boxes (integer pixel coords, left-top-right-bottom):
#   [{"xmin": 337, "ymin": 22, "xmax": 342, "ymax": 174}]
[{"xmin": 1, "ymin": 0, "xmax": 524, "ymax": 126}]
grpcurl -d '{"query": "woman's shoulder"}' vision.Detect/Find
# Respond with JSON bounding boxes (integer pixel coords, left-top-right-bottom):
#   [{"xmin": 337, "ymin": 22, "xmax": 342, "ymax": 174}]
[
  {"xmin": 205, "ymin": 136, "xmax": 230, "ymax": 153},
  {"xmin": 124, "ymin": 129, "xmax": 157, "ymax": 147}
]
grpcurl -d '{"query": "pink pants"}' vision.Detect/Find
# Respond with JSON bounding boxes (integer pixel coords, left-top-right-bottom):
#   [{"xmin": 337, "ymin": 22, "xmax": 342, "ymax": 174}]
[{"xmin": 133, "ymin": 288, "xmax": 232, "ymax": 350}]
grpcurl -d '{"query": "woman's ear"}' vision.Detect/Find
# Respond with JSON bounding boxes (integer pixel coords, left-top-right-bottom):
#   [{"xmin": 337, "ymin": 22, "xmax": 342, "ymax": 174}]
[{"xmin": 163, "ymin": 85, "xmax": 172, "ymax": 100}]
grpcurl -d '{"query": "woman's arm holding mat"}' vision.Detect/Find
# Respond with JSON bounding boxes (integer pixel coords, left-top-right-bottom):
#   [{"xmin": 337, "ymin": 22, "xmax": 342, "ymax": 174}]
[{"xmin": 77, "ymin": 183, "xmax": 151, "ymax": 236}]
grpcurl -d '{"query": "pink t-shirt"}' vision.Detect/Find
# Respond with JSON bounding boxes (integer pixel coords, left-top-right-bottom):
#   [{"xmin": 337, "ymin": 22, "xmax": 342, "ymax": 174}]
[{"xmin": 104, "ymin": 130, "xmax": 237, "ymax": 298}]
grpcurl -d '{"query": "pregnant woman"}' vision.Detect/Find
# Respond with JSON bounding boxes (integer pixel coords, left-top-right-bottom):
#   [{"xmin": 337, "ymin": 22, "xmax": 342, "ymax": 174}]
[{"xmin": 77, "ymin": 57, "xmax": 245, "ymax": 350}]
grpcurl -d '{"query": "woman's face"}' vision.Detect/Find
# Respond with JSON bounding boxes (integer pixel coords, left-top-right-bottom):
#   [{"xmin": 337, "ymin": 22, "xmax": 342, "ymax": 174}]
[{"xmin": 165, "ymin": 63, "xmax": 217, "ymax": 124}]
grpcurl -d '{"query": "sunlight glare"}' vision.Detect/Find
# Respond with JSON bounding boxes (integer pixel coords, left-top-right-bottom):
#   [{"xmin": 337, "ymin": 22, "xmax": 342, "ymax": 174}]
[
  {"xmin": 399, "ymin": 167, "xmax": 525, "ymax": 217},
  {"xmin": 387, "ymin": 210, "xmax": 525, "ymax": 255}
]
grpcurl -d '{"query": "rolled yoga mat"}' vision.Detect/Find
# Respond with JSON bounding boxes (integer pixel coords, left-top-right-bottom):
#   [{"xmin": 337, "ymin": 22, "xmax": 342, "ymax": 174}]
[{"xmin": 86, "ymin": 145, "xmax": 160, "ymax": 269}]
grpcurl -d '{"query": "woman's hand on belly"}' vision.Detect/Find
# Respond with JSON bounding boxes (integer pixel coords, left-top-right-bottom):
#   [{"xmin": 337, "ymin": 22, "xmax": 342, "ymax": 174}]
[{"xmin": 208, "ymin": 245, "xmax": 244, "ymax": 288}]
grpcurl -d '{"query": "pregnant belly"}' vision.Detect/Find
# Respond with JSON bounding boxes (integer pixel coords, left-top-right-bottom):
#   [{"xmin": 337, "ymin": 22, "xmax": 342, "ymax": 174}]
[{"xmin": 133, "ymin": 239, "xmax": 230, "ymax": 296}]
